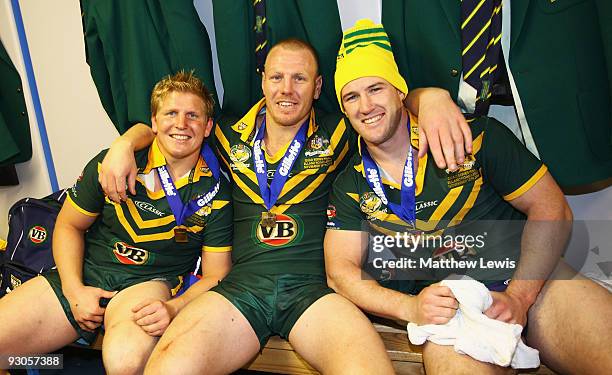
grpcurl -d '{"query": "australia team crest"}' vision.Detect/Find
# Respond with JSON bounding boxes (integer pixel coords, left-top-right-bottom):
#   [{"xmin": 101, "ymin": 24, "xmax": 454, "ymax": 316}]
[{"xmin": 229, "ymin": 144, "xmax": 252, "ymax": 168}]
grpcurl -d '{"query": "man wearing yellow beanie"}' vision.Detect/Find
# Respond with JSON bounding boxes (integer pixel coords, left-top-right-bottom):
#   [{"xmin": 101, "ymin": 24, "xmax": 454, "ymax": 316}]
[{"xmin": 326, "ymin": 19, "xmax": 611, "ymax": 374}]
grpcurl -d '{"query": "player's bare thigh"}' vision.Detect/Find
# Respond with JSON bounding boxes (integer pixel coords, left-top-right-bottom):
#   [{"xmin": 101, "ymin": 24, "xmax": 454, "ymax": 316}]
[
  {"xmin": 526, "ymin": 261, "xmax": 612, "ymax": 374},
  {"xmin": 102, "ymin": 280, "xmax": 171, "ymax": 375},
  {"xmin": 0, "ymin": 276, "xmax": 78, "ymax": 357},
  {"xmin": 144, "ymin": 291, "xmax": 260, "ymax": 375},
  {"xmin": 422, "ymin": 341, "xmax": 515, "ymax": 375},
  {"xmin": 289, "ymin": 293, "xmax": 395, "ymax": 375}
]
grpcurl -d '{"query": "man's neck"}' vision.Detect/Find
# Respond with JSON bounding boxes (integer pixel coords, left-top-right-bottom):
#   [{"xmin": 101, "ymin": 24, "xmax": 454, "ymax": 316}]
[
  {"xmin": 164, "ymin": 153, "xmax": 199, "ymax": 182},
  {"xmin": 261, "ymin": 113, "xmax": 308, "ymax": 157}
]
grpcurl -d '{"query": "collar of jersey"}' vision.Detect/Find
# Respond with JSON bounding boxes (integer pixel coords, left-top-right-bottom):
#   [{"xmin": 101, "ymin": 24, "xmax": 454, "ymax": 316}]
[
  {"xmin": 355, "ymin": 111, "xmax": 425, "ymax": 195},
  {"xmin": 232, "ymin": 97, "xmax": 319, "ymax": 145},
  {"xmin": 139, "ymin": 138, "xmax": 211, "ymax": 188}
]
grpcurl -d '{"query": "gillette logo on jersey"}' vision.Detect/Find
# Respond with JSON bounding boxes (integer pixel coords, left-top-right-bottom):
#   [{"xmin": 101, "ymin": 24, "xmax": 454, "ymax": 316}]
[
  {"xmin": 113, "ymin": 242, "xmax": 150, "ymax": 265},
  {"xmin": 255, "ymin": 214, "xmax": 299, "ymax": 247}
]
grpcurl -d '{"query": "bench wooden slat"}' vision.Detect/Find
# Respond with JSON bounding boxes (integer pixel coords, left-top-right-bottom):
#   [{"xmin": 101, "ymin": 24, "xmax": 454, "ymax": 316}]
[{"xmin": 88, "ymin": 323, "xmax": 555, "ymax": 374}]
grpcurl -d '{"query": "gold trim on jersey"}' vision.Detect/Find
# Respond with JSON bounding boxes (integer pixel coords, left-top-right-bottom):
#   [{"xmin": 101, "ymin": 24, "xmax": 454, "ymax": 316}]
[
  {"xmin": 170, "ymin": 276, "xmax": 184, "ymax": 297},
  {"xmin": 67, "ymin": 195, "xmax": 99, "ymax": 217},
  {"xmin": 263, "ymin": 141, "xmax": 291, "ymax": 164},
  {"xmin": 218, "ymin": 151, "xmax": 265, "ymax": 204},
  {"xmin": 503, "ymin": 164, "xmax": 548, "ymax": 201},
  {"xmin": 274, "ymin": 141, "xmax": 350, "ymax": 215},
  {"xmin": 110, "ymin": 199, "xmax": 203, "ymax": 243},
  {"xmin": 212, "ymin": 200, "xmax": 230, "ymax": 210},
  {"xmin": 216, "ymin": 125, "xmax": 259, "ymax": 185},
  {"xmin": 125, "ymin": 199, "xmax": 175, "ymax": 228},
  {"xmin": 202, "ymin": 245, "xmax": 232, "ymax": 253},
  {"xmin": 472, "ymin": 132, "xmax": 484, "ymax": 154},
  {"xmin": 277, "ymin": 118, "xmax": 347, "ymax": 199},
  {"xmin": 449, "ymin": 176, "xmax": 483, "ymax": 226}
]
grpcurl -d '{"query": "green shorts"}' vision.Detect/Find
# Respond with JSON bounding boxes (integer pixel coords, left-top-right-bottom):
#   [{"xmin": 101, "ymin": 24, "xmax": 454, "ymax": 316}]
[
  {"xmin": 211, "ymin": 272, "xmax": 333, "ymax": 347},
  {"xmin": 43, "ymin": 268, "xmax": 182, "ymax": 345}
]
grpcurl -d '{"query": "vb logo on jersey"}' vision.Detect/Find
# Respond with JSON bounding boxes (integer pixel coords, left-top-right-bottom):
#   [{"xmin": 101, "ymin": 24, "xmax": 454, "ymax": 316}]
[
  {"xmin": 254, "ymin": 214, "xmax": 301, "ymax": 247},
  {"xmin": 113, "ymin": 242, "xmax": 149, "ymax": 265},
  {"xmin": 28, "ymin": 226, "xmax": 47, "ymax": 244}
]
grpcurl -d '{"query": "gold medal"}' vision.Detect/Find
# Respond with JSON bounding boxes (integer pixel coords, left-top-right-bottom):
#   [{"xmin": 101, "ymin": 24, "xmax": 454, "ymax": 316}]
[
  {"xmin": 174, "ymin": 227, "xmax": 188, "ymax": 243},
  {"xmin": 261, "ymin": 211, "xmax": 277, "ymax": 228}
]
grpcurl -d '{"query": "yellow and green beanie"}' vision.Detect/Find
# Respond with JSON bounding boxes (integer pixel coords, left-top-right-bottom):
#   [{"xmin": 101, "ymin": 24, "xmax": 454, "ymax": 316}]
[{"xmin": 334, "ymin": 19, "xmax": 408, "ymax": 111}]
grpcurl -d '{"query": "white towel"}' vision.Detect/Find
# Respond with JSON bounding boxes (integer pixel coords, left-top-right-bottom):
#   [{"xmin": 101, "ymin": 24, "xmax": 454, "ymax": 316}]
[{"xmin": 406, "ymin": 276, "xmax": 540, "ymax": 369}]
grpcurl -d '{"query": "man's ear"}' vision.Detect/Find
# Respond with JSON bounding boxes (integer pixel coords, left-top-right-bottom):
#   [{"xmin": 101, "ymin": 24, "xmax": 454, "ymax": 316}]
[
  {"xmin": 151, "ymin": 116, "xmax": 159, "ymax": 134},
  {"xmin": 398, "ymin": 89, "xmax": 406, "ymax": 103},
  {"xmin": 261, "ymin": 71, "xmax": 266, "ymax": 93},
  {"xmin": 204, "ymin": 117, "xmax": 214, "ymax": 138},
  {"xmin": 314, "ymin": 75, "xmax": 323, "ymax": 99}
]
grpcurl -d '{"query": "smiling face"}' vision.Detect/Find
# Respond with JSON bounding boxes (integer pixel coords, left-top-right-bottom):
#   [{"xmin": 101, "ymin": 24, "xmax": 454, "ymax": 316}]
[
  {"xmin": 151, "ymin": 91, "xmax": 212, "ymax": 165},
  {"xmin": 261, "ymin": 45, "xmax": 322, "ymax": 129},
  {"xmin": 340, "ymin": 76, "xmax": 406, "ymax": 147}
]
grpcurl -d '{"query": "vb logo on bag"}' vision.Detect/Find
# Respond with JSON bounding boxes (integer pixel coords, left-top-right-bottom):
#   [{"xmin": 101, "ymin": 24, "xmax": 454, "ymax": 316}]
[{"xmin": 28, "ymin": 226, "xmax": 48, "ymax": 244}]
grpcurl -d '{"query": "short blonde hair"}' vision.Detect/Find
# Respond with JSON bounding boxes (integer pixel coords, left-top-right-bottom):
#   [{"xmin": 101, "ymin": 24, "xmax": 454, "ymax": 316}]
[
  {"xmin": 266, "ymin": 38, "xmax": 320, "ymax": 75},
  {"xmin": 150, "ymin": 70, "xmax": 214, "ymax": 117}
]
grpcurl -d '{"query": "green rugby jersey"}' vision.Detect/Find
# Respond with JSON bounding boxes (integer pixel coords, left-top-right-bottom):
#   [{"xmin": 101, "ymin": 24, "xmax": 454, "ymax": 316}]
[
  {"xmin": 327, "ymin": 114, "xmax": 547, "ymax": 281},
  {"xmin": 66, "ymin": 139, "xmax": 232, "ymax": 291},
  {"xmin": 214, "ymin": 98, "xmax": 356, "ymax": 275}
]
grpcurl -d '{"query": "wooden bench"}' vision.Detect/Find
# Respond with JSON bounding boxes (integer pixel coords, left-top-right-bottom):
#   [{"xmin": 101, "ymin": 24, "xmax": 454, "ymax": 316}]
[
  {"xmin": 242, "ymin": 322, "xmax": 555, "ymax": 375},
  {"xmin": 89, "ymin": 320, "xmax": 554, "ymax": 374}
]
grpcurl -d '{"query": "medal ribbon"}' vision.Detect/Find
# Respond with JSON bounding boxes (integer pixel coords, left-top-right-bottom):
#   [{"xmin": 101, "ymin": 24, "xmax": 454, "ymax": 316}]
[
  {"xmin": 252, "ymin": 116, "xmax": 309, "ymax": 210},
  {"xmin": 361, "ymin": 118, "xmax": 415, "ymax": 225},
  {"xmin": 157, "ymin": 142, "xmax": 221, "ymax": 226}
]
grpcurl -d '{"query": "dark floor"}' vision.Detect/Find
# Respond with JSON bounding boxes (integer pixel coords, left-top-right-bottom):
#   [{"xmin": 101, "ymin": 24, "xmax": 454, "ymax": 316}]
[{"xmin": 8, "ymin": 346, "xmax": 271, "ymax": 375}]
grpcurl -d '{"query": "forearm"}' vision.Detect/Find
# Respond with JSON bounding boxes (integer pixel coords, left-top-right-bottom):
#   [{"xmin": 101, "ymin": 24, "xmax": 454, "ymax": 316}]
[
  {"xmin": 115, "ymin": 123, "xmax": 155, "ymax": 152},
  {"xmin": 404, "ymin": 87, "xmax": 453, "ymax": 116},
  {"xmin": 52, "ymin": 223, "xmax": 86, "ymax": 294},
  {"xmin": 167, "ymin": 273, "xmax": 226, "ymax": 315},
  {"xmin": 328, "ymin": 262, "xmax": 416, "ymax": 322},
  {"xmin": 509, "ymin": 206, "xmax": 573, "ymax": 305}
]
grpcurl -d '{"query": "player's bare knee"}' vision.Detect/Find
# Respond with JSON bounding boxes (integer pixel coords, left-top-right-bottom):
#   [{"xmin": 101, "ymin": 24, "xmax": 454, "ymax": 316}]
[
  {"xmin": 146, "ymin": 340, "xmax": 218, "ymax": 375},
  {"xmin": 103, "ymin": 343, "xmax": 150, "ymax": 375}
]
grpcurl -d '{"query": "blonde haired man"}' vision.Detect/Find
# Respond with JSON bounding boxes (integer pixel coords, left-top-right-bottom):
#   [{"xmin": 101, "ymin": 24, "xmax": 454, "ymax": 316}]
[{"xmin": 0, "ymin": 71, "xmax": 232, "ymax": 374}]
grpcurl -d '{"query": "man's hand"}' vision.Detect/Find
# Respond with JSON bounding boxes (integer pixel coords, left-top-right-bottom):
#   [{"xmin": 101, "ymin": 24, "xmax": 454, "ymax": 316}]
[
  {"xmin": 64, "ymin": 285, "xmax": 117, "ymax": 332},
  {"xmin": 411, "ymin": 284, "xmax": 459, "ymax": 325},
  {"xmin": 484, "ymin": 290, "xmax": 531, "ymax": 327},
  {"xmin": 406, "ymin": 88, "xmax": 472, "ymax": 171},
  {"xmin": 99, "ymin": 138, "xmax": 138, "ymax": 203},
  {"xmin": 132, "ymin": 299, "xmax": 176, "ymax": 337}
]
